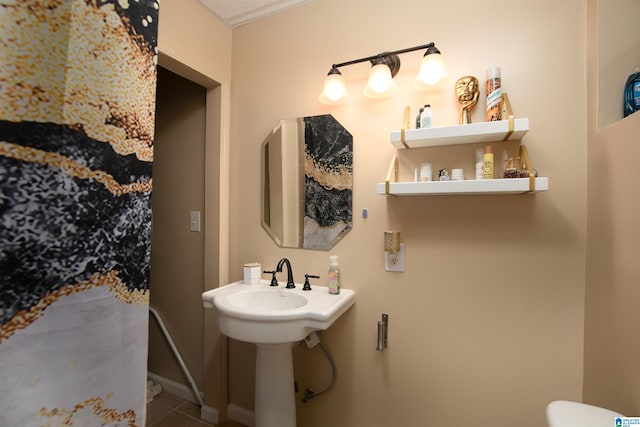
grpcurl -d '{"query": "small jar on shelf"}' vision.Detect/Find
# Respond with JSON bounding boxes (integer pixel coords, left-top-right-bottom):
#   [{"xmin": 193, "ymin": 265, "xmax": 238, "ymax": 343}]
[{"xmin": 503, "ymin": 157, "xmax": 519, "ymax": 178}]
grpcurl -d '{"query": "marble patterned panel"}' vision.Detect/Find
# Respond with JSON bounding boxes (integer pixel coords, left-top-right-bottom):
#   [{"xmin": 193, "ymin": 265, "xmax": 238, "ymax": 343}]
[
  {"xmin": 303, "ymin": 115, "xmax": 352, "ymax": 250},
  {"xmin": 0, "ymin": 1, "xmax": 159, "ymax": 425}
]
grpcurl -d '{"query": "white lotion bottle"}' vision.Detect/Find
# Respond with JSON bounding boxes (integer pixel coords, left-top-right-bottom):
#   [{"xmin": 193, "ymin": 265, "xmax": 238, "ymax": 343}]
[
  {"xmin": 475, "ymin": 148, "xmax": 484, "ymax": 180},
  {"xmin": 420, "ymin": 104, "xmax": 432, "ymax": 128},
  {"xmin": 328, "ymin": 255, "xmax": 340, "ymax": 295}
]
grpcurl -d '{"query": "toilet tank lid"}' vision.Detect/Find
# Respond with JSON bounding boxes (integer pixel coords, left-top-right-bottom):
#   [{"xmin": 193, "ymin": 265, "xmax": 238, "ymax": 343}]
[{"xmin": 547, "ymin": 400, "xmax": 624, "ymax": 427}]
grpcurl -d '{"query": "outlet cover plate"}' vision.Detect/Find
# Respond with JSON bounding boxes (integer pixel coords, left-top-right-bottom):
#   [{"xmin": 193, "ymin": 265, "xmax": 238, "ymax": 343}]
[
  {"xmin": 190, "ymin": 211, "xmax": 201, "ymax": 232},
  {"xmin": 385, "ymin": 243, "xmax": 404, "ymax": 272}
]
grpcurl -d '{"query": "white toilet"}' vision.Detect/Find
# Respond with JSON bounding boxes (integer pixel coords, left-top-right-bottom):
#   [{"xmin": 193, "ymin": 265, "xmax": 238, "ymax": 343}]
[{"xmin": 547, "ymin": 400, "xmax": 624, "ymax": 427}]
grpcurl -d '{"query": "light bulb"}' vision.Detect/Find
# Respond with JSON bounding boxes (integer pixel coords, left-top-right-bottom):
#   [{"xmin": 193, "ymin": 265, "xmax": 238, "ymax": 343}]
[
  {"xmin": 324, "ymin": 74, "xmax": 346, "ymax": 101},
  {"xmin": 369, "ymin": 64, "xmax": 391, "ymax": 93},
  {"xmin": 414, "ymin": 53, "xmax": 446, "ymax": 88},
  {"xmin": 319, "ymin": 69, "xmax": 347, "ymax": 104},
  {"xmin": 363, "ymin": 63, "xmax": 397, "ymax": 98}
]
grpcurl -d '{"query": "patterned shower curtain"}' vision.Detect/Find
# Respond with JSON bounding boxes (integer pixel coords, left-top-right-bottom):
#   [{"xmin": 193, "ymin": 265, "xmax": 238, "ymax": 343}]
[{"xmin": 0, "ymin": 1, "xmax": 159, "ymax": 425}]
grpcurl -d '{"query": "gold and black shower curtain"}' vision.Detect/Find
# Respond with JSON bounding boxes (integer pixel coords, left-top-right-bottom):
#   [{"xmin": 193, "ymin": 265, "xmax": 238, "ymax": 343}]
[{"xmin": 0, "ymin": 1, "xmax": 159, "ymax": 425}]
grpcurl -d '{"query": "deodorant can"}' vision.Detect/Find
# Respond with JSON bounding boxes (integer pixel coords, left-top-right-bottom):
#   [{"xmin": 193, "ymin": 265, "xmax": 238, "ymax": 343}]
[{"xmin": 486, "ymin": 66, "xmax": 502, "ymax": 121}]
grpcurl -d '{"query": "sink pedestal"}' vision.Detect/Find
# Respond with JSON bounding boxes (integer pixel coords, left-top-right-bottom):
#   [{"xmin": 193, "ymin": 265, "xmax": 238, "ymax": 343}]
[
  {"xmin": 255, "ymin": 343, "xmax": 296, "ymax": 427},
  {"xmin": 201, "ymin": 282, "xmax": 356, "ymax": 427}
]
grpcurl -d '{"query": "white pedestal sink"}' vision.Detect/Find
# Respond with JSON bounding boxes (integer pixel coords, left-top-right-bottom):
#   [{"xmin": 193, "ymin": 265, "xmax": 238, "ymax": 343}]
[{"xmin": 202, "ymin": 280, "xmax": 355, "ymax": 427}]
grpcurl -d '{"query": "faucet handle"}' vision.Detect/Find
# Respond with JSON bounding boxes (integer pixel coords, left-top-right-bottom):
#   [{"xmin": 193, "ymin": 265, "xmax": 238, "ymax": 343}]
[
  {"xmin": 303, "ymin": 274, "xmax": 320, "ymax": 291},
  {"xmin": 263, "ymin": 270, "xmax": 278, "ymax": 286}
]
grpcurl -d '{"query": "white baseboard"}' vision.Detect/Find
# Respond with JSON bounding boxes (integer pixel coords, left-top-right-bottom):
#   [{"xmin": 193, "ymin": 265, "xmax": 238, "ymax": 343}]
[
  {"xmin": 200, "ymin": 404, "xmax": 219, "ymax": 424},
  {"xmin": 147, "ymin": 372, "xmax": 201, "ymax": 404},
  {"xmin": 147, "ymin": 372, "xmax": 220, "ymax": 423},
  {"xmin": 147, "ymin": 372, "xmax": 253, "ymax": 426},
  {"xmin": 227, "ymin": 403, "xmax": 255, "ymax": 427}
]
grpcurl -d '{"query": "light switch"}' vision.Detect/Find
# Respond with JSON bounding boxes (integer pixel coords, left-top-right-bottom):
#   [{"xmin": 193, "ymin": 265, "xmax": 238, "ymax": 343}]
[{"xmin": 190, "ymin": 211, "xmax": 201, "ymax": 232}]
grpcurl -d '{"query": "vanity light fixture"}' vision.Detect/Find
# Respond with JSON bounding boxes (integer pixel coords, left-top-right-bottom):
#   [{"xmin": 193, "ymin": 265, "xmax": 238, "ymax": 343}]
[{"xmin": 319, "ymin": 42, "xmax": 445, "ymax": 104}]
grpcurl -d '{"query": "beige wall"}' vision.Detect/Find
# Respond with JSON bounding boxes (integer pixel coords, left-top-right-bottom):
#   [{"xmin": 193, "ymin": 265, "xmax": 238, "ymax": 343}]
[
  {"xmin": 149, "ymin": 66, "xmax": 206, "ymax": 389},
  {"xmin": 227, "ymin": 0, "xmax": 587, "ymax": 425},
  {"xmin": 583, "ymin": 0, "xmax": 640, "ymax": 416},
  {"xmin": 151, "ymin": 0, "xmax": 640, "ymax": 423},
  {"xmin": 156, "ymin": 0, "xmax": 232, "ymax": 413}
]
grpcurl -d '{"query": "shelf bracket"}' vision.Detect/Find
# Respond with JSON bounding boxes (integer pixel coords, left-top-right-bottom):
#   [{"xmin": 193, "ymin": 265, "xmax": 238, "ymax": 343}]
[
  {"xmin": 384, "ymin": 153, "xmax": 399, "ymax": 195},
  {"xmin": 400, "ymin": 106, "xmax": 410, "ymax": 148},
  {"xmin": 519, "ymin": 144, "xmax": 536, "ymax": 192},
  {"xmin": 502, "ymin": 93, "xmax": 515, "ymax": 141}
]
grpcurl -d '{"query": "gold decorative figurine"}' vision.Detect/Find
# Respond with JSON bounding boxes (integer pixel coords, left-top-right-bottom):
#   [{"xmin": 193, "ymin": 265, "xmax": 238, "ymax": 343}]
[{"xmin": 456, "ymin": 76, "xmax": 479, "ymax": 124}]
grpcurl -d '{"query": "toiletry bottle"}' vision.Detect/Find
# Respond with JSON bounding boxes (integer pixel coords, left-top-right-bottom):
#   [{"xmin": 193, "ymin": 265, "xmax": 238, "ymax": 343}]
[
  {"xmin": 416, "ymin": 106, "xmax": 424, "ymax": 128},
  {"xmin": 475, "ymin": 148, "xmax": 484, "ymax": 180},
  {"xmin": 624, "ymin": 66, "xmax": 640, "ymax": 117},
  {"xmin": 451, "ymin": 168, "xmax": 464, "ymax": 181},
  {"xmin": 328, "ymin": 255, "xmax": 340, "ymax": 295},
  {"xmin": 482, "ymin": 145, "xmax": 494, "ymax": 179},
  {"xmin": 485, "ymin": 66, "xmax": 502, "ymax": 121},
  {"xmin": 420, "ymin": 104, "xmax": 432, "ymax": 128}
]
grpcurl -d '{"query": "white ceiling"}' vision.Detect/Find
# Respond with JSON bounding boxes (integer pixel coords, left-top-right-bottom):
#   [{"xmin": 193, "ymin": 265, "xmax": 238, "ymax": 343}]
[{"xmin": 199, "ymin": 0, "xmax": 314, "ymax": 28}]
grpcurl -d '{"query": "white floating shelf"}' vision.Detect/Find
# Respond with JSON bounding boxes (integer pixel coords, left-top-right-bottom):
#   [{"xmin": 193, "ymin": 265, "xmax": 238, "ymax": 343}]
[
  {"xmin": 390, "ymin": 118, "xmax": 529, "ymax": 149},
  {"xmin": 376, "ymin": 177, "xmax": 548, "ymax": 196}
]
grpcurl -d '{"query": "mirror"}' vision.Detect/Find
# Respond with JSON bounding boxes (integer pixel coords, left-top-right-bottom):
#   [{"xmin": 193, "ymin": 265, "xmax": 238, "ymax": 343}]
[{"xmin": 261, "ymin": 114, "xmax": 353, "ymax": 250}]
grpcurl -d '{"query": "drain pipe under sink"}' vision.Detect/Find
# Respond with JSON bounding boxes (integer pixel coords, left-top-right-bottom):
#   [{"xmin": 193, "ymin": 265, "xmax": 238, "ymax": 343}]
[{"xmin": 149, "ymin": 306, "xmax": 204, "ymax": 407}]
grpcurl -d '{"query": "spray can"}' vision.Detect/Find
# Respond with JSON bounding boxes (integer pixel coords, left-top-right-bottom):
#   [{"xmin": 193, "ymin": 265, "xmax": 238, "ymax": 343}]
[{"xmin": 486, "ymin": 66, "xmax": 502, "ymax": 121}]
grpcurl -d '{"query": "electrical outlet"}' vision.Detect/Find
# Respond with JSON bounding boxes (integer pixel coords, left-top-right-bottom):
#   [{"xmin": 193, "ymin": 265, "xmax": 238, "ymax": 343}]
[
  {"xmin": 385, "ymin": 243, "xmax": 405, "ymax": 272},
  {"xmin": 304, "ymin": 331, "xmax": 320, "ymax": 348}
]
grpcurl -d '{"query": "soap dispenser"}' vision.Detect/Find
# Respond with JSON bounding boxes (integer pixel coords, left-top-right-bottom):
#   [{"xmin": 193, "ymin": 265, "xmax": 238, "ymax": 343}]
[{"xmin": 328, "ymin": 255, "xmax": 340, "ymax": 295}]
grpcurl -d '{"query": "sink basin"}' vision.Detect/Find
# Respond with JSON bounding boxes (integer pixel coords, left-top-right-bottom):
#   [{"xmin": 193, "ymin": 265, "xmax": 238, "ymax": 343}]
[
  {"xmin": 546, "ymin": 401, "xmax": 624, "ymax": 427},
  {"xmin": 202, "ymin": 280, "xmax": 356, "ymax": 344},
  {"xmin": 227, "ymin": 289, "xmax": 307, "ymax": 312},
  {"xmin": 203, "ymin": 280, "xmax": 355, "ymax": 427}
]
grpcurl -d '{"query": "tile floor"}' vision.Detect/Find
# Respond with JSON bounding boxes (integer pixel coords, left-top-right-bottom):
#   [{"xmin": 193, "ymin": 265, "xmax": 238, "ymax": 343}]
[{"xmin": 146, "ymin": 390, "xmax": 245, "ymax": 427}]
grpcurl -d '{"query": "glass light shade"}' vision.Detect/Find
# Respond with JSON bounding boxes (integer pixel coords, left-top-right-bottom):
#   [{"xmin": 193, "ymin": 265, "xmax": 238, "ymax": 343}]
[
  {"xmin": 363, "ymin": 63, "xmax": 397, "ymax": 98},
  {"xmin": 319, "ymin": 72, "xmax": 347, "ymax": 104},
  {"xmin": 413, "ymin": 53, "xmax": 446, "ymax": 89}
]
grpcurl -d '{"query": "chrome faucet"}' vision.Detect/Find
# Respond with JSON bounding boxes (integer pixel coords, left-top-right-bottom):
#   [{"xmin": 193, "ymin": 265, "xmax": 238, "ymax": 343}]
[{"xmin": 276, "ymin": 258, "xmax": 295, "ymax": 289}]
